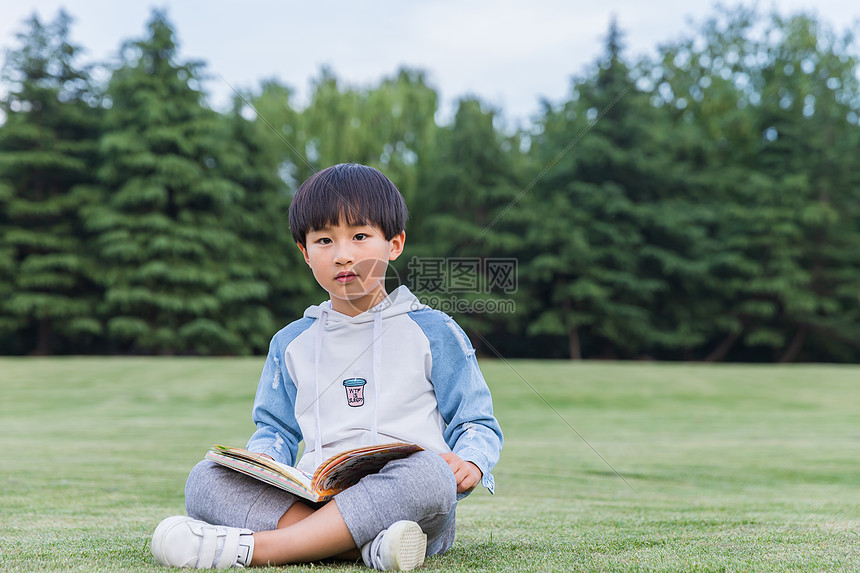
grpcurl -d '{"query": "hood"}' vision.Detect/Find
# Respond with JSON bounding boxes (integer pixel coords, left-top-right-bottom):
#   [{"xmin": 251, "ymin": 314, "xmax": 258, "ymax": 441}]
[{"xmin": 302, "ymin": 285, "xmax": 424, "ymax": 326}]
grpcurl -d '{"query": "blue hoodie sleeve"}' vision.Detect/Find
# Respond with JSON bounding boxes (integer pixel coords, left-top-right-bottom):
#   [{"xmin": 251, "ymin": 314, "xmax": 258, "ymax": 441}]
[
  {"xmin": 408, "ymin": 309, "xmax": 503, "ymax": 494},
  {"xmin": 245, "ymin": 320, "xmax": 312, "ymax": 466}
]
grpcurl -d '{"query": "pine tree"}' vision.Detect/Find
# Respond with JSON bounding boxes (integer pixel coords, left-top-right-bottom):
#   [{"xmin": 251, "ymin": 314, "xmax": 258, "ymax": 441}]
[
  {"xmin": 86, "ymin": 10, "xmax": 272, "ymax": 354},
  {"xmin": 408, "ymin": 97, "xmax": 527, "ymax": 346},
  {"xmin": 753, "ymin": 12, "xmax": 860, "ymax": 361},
  {"xmin": 0, "ymin": 11, "xmax": 103, "ymax": 354},
  {"xmin": 528, "ymin": 19, "xmax": 681, "ymax": 359},
  {"xmin": 217, "ymin": 94, "xmax": 318, "ymax": 335},
  {"xmin": 652, "ymin": 6, "xmax": 860, "ymax": 361}
]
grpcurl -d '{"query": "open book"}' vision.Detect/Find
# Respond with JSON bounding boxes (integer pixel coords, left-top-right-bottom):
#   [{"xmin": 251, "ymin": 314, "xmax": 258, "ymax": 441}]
[{"xmin": 205, "ymin": 442, "xmax": 424, "ymax": 503}]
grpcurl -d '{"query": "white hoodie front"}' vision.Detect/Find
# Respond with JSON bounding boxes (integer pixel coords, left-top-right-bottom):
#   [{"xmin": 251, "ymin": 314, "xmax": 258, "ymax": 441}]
[{"xmin": 247, "ymin": 285, "xmax": 503, "ymax": 492}]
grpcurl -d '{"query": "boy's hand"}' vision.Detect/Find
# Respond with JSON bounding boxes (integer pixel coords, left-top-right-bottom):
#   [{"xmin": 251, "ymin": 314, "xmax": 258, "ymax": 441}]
[{"xmin": 440, "ymin": 452, "xmax": 482, "ymax": 493}]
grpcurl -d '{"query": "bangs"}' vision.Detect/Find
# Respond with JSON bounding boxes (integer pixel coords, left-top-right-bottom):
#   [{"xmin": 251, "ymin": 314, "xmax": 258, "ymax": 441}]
[
  {"xmin": 298, "ymin": 187, "xmax": 371, "ymax": 233},
  {"xmin": 289, "ymin": 164, "xmax": 407, "ymax": 245}
]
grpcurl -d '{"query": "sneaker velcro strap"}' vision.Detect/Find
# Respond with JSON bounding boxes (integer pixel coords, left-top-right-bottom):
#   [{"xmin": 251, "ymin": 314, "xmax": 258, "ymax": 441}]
[
  {"xmin": 197, "ymin": 527, "xmax": 219, "ymax": 569},
  {"xmin": 216, "ymin": 528, "xmax": 242, "ymax": 569}
]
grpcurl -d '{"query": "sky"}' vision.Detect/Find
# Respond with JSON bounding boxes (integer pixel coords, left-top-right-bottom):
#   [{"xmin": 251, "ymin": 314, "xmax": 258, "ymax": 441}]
[{"xmin": 1, "ymin": 0, "xmax": 859, "ymax": 126}]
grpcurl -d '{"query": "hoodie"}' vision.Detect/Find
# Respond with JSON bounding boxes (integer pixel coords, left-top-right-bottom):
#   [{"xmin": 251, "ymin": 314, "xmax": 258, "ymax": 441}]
[{"xmin": 246, "ymin": 285, "xmax": 503, "ymax": 493}]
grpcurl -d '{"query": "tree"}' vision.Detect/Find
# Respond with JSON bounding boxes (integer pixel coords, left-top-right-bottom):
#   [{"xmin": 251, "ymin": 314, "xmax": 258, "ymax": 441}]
[
  {"xmin": 407, "ymin": 97, "xmax": 527, "ymax": 349},
  {"xmin": 250, "ymin": 68, "xmax": 441, "ymax": 306},
  {"xmin": 0, "ymin": 11, "xmax": 103, "ymax": 354},
  {"xmin": 755, "ymin": 12, "xmax": 860, "ymax": 361},
  {"xmin": 86, "ymin": 10, "xmax": 273, "ymax": 354},
  {"xmin": 218, "ymin": 92, "xmax": 319, "ymax": 331},
  {"xmin": 527, "ymin": 19, "xmax": 686, "ymax": 359},
  {"xmin": 294, "ymin": 67, "xmax": 439, "ymax": 203},
  {"xmin": 652, "ymin": 6, "xmax": 860, "ymax": 361}
]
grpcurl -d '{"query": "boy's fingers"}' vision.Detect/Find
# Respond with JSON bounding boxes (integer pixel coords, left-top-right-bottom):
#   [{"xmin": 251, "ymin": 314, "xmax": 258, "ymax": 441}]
[
  {"xmin": 440, "ymin": 453, "xmax": 481, "ymax": 492},
  {"xmin": 454, "ymin": 467, "xmax": 479, "ymax": 492},
  {"xmin": 457, "ymin": 474, "xmax": 477, "ymax": 493},
  {"xmin": 459, "ymin": 469, "xmax": 472, "ymax": 485}
]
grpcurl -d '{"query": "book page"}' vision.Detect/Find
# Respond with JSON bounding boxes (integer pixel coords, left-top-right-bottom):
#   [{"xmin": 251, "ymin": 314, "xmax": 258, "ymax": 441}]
[
  {"xmin": 311, "ymin": 442, "xmax": 423, "ymax": 495},
  {"xmin": 208, "ymin": 446, "xmax": 314, "ymax": 490}
]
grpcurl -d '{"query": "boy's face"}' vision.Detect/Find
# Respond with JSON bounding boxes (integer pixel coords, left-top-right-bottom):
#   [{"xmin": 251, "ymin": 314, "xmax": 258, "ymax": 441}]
[{"xmin": 298, "ymin": 221, "xmax": 405, "ymax": 317}]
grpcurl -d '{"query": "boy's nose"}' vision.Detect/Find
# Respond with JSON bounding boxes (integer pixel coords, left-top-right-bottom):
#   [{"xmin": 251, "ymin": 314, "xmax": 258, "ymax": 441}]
[{"xmin": 333, "ymin": 245, "xmax": 354, "ymax": 265}]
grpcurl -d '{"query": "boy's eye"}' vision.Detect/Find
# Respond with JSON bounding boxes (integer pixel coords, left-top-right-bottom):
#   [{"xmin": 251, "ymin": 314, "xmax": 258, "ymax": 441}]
[
  {"xmin": 354, "ymin": 233, "xmax": 368, "ymax": 241},
  {"xmin": 317, "ymin": 237, "xmax": 332, "ymax": 245}
]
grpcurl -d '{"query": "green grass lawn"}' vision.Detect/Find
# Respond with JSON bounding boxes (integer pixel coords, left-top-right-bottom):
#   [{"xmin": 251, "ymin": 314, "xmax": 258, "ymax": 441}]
[{"xmin": 1, "ymin": 358, "xmax": 858, "ymax": 571}]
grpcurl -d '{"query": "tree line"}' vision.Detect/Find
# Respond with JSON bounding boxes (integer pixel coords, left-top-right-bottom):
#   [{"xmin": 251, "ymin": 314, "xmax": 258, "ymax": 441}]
[{"xmin": 1, "ymin": 6, "xmax": 858, "ymax": 361}]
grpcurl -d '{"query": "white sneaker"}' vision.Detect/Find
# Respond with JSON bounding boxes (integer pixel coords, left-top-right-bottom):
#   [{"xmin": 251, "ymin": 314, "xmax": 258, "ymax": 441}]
[
  {"xmin": 361, "ymin": 520, "xmax": 427, "ymax": 571},
  {"xmin": 151, "ymin": 516, "xmax": 255, "ymax": 569}
]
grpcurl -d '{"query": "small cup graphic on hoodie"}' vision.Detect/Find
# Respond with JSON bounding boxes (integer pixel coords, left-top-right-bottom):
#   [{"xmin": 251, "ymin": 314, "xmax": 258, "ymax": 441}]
[{"xmin": 343, "ymin": 378, "xmax": 367, "ymax": 407}]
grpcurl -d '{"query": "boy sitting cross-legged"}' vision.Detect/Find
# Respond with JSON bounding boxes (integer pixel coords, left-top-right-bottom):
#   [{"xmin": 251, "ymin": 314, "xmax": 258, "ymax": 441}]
[{"xmin": 151, "ymin": 163, "xmax": 503, "ymax": 570}]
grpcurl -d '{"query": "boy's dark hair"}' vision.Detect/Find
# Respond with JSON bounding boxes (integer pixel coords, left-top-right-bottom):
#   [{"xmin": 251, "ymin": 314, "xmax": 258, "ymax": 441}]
[{"xmin": 289, "ymin": 163, "xmax": 408, "ymax": 246}]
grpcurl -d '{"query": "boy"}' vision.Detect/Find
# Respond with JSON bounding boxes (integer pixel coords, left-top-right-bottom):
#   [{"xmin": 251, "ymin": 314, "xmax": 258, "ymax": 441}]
[{"xmin": 151, "ymin": 163, "xmax": 503, "ymax": 570}]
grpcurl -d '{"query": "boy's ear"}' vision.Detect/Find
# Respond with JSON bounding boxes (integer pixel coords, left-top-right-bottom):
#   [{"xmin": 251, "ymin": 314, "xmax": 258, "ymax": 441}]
[
  {"xmin": 388, "ymin": 231, "xmax": 406, "ymax": 261},
  {"xmin": 297, "ymin": 242, "xmax": 311, "ymax": 266}
]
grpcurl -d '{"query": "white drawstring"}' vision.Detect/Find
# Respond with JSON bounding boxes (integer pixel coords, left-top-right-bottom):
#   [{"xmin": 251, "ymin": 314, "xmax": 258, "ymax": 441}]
[
  {"xmin": 371, "ymin": 310, "xmax": 382, "ymax": 444},
  {"xmin": 312, "ymin": 305, "xmax": 383, "ymax": 470},
  {"xmin": 313, "ymin": 309, "xmax": 327, "ymax": 470}
]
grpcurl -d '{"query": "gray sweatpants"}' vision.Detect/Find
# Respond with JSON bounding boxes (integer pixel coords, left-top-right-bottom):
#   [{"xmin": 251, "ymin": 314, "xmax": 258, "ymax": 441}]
[{"xmin": 184, "ymin": 450, "xmax": 458, "ymax": 557}]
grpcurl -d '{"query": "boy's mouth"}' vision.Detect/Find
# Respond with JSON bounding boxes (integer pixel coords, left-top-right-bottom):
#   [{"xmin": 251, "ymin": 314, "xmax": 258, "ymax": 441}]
[{"xmin": 335, "ymin": 271, "xmax": 358, "ymax": 284}]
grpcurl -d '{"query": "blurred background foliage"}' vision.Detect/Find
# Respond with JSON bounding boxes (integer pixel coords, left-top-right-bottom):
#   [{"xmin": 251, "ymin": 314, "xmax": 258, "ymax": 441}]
[{"xmin": 0, "ymin": 6, "xmax": 858, "ymax": 361}]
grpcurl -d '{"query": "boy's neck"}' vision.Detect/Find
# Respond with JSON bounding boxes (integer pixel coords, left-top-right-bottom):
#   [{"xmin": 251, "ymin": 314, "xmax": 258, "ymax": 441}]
[{"xmin": 329, "ymin": 287, "xmax": 389, "ymax": 317}]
